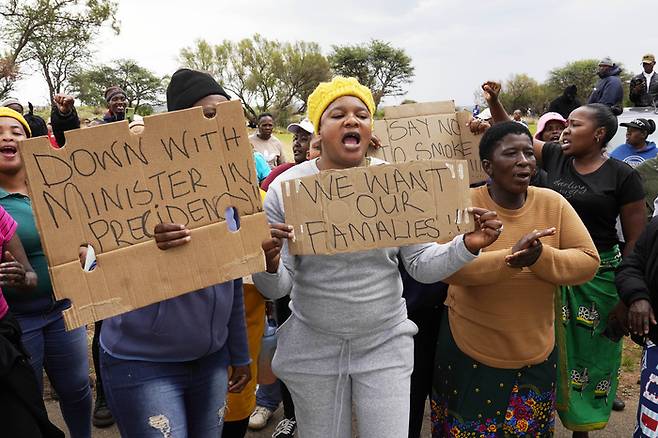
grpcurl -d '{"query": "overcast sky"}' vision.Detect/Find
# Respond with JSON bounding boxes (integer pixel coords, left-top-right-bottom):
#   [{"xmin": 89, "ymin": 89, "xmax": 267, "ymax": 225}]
[{"xmin": 11, "ymin": 0, "xmax": 658, "ymax": 108}]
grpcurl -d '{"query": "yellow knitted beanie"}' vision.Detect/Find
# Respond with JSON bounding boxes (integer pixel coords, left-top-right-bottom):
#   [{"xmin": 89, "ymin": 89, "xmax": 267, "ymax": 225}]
[
  {"xmin": 0, "ymin": 107, "xmax": 31, "ymax": 137},
  {"xmin": 307, "ymin": 76, "xmax": 376, "ymax": 134}
]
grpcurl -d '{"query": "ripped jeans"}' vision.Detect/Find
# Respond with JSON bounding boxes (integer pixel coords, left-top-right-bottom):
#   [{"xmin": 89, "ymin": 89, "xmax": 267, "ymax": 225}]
[{"xmin": 100, "ymin": 347, "xmax": 229, "ymax": 438}]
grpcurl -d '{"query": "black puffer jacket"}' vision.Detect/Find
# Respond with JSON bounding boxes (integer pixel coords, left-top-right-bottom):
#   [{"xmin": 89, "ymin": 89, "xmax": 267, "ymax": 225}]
[{"xmin": 616, "ymin": 217, "xmax": 658, "ymax": 344}]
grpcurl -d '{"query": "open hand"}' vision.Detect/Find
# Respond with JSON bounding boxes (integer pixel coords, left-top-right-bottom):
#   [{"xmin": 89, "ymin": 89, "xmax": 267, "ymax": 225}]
[
  {"xmin": 463, "ymin": 207, "xmax": 503, "ymax": 254},
  {"xmin": 262, "ymin": 223, "xmax": 294, "ymax": 273}
]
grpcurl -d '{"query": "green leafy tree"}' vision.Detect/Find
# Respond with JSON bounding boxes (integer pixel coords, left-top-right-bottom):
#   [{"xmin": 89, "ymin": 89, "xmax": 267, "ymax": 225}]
[
  {"xmin": 179, "ymin": 35, "xmax": 330, "ymax": 123},
  {"xmin": 329, "ymin": 40, "xmax": 414, "ymax": 106},
  {"xmin": 546, "ymin": 59, "xmax": 599, "ymax": 103},
  {"xmin": 547, "ymin": 59, "xmax": 633, "ymax": 106},
  {"xmin": 0, "ymin": 0, "xmax": 119, "ymax": 100},
  {"xmin": 70, "ymin": 59, "xmax": 165, "ymax": 115},
  {"xmin": 500, "ymin": 74, "xmax": 551, "ymax": 115}
]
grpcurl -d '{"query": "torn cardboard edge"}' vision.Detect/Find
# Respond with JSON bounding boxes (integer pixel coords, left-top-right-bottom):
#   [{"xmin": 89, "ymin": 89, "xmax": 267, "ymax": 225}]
[
  {"xmin": 369, "ymin": 101, "xmax": 487, "ymax": 184},
  {"xmin": 20, "ymin": 100, "xmax": 271, "ymax": 329}
]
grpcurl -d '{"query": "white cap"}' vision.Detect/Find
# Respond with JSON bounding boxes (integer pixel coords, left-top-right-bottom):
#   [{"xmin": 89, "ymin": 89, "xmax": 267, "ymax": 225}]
[{"xmin": 287, "ymin": 117, "xmax": 314, "ymax": 135}]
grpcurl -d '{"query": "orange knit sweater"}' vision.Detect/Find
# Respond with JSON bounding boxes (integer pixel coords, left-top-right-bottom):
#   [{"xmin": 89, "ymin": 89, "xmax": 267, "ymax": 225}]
[{"xmin": 445, "ymin": 186, "xmax": 600, "ymax": 369}]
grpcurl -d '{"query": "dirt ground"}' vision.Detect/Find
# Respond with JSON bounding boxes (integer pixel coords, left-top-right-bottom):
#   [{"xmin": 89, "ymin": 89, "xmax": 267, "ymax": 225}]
[{"xmin": 44, "ymin": 334, "xmax": 642, "ymax": 437}]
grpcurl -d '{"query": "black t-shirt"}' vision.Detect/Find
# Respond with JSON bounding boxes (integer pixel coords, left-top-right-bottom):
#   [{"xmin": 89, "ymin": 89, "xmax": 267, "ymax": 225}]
[{"xmin": 541, "ymin": 142, "xmax": 644, "ymax": 251}]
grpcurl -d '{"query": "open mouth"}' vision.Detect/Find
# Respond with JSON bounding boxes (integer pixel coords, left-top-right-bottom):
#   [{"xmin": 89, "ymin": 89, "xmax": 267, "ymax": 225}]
[
  {"xmin": 514, "ymin": 171, "xmax": 531, "ymax": 181},
  {"xmin": 342, "ymin": 132, "xmax": 361, "ymax": 150},
  {"xmin": 0, "ymin": 145, "xmax": 17, "ymax": 157}
]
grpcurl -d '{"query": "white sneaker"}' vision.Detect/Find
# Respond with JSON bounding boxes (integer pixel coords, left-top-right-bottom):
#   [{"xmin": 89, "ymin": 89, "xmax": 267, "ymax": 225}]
[{"xmin": 248, "ymin": 406, "xmax": 273, "ymax": 430}]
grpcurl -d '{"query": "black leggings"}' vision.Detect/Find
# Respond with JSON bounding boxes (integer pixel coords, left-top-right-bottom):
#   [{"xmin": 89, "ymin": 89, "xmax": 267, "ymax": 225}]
[{"xmin": 221, "ymin": 417, "xmax": 249, "ymax": 438}]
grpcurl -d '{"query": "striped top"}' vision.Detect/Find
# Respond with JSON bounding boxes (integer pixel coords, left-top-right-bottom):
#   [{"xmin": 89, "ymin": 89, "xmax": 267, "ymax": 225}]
[{"xmin": 0, "ymin": 206, "xmax": 17, "ymax": 319}]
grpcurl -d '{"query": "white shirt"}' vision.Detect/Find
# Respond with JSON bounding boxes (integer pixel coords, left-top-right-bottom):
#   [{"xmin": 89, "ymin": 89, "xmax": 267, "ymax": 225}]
[{"xmin": 644, "ymin": 71, "xmax": 655, "ymax": 92}]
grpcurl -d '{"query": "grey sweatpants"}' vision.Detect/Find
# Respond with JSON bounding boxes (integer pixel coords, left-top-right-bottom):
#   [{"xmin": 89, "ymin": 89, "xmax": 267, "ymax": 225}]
[{"xmin": 272, "ymin": 314, "xmax": 417, "ymax": 438}]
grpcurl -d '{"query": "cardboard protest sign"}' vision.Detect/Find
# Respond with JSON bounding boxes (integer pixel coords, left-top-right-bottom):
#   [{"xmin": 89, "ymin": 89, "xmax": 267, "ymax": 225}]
[
  {"xmin": 282, "ymin": 160, "xmax": 473, "ymax": 255},
  {"xmin": 21, "ymin": 100, "xmax": 270, "ymax": 329},
  {"xmin": 368, "ymin": 101, "xmax": 487, "ymax": 184}
]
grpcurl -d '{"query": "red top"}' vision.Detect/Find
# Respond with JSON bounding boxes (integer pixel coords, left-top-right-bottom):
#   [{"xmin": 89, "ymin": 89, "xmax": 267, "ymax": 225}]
[{"xmin": 260, "ymin": 163, "xmax": 296, "ymax": 191}]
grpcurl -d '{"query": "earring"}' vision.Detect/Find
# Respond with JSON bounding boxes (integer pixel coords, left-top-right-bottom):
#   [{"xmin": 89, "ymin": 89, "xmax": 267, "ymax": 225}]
[{"xmin": 595, "ymin": 137, "xmax": 600, "ymax": 143}]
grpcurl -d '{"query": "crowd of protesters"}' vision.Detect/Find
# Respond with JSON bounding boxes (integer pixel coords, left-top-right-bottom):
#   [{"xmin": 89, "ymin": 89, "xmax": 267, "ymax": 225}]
[{"xmin": 1, "ymin": 52, "xmax": 658, "ymax": 438}]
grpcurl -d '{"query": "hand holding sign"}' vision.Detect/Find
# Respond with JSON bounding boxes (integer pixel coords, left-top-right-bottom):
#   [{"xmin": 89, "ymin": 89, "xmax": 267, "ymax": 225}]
[
  {"xmin": 262, "ymin": 223, "xmax": 294, "ymax": 273},
  {"xmin": 154, "ymin": 223, "xmax": 191, "ymax": 250},
  {"xmin": 463, "ymin": 207, "xmax": 503, "ymax": 254},
  {"xmin": 467, "ymin": 117, "xmax": 490, "ymax": 135},
  {"xmin": 482, "ymin": 81, "xmax": 502, "ymax": 104}
]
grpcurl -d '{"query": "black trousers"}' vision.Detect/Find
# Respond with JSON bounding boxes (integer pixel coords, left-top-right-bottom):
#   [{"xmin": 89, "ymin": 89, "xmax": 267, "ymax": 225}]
[{"xmin": 407, "ymin": 302, "xmax": 444, "ymax": 438}]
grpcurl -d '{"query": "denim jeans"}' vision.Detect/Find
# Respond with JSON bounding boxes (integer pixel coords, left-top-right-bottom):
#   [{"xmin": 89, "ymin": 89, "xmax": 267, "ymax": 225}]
[
  {"xmin": 15, "ymin": 300, "xmax": 92, "ymax": 438},
  {"xmin": 256, "ymin": 381, "xmax": 282, "ymax": 411},
  {"xmin": 100, "ymin": 346, "xmax": 229, "ymax": 438}
]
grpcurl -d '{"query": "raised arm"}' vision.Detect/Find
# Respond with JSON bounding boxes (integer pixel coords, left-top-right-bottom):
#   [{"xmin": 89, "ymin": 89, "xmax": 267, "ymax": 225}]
[
  {"xmin": 482, "ymin": 81, "xmax": 546, "ymax": 164},
  {"xmin": 51, "ymin": 94, "xmax": 80, "ymax": 147}
]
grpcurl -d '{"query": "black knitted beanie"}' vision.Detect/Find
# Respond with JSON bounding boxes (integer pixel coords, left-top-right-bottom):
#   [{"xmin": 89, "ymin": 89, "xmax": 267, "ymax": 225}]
[{"xmin": 166, "ymin": 68, "xmax": 231, "ymax": 111}]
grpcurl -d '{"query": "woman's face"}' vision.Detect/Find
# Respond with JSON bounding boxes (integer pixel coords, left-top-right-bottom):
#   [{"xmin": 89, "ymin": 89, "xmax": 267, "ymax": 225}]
[
  {"xmin": 484, "ymin": 133, "xmax": 536, "ymax": 195},
  {"xmin": 626, "ymin": 127, "xmax": 647, "ymax": 147},
  {"xmin": 0, "ymin": 117, "xmax": 26, "ymax": 174},
  {"xmin": 540, "ymin": 120, "xmax": 566, "ymax": 142},
  {"xmin": 561, "ymin": 107, "xmax": 604, "ymax": 157},
  {"xmin": 318, "ymin": 96, "xmax": 372, "ymax": 169}
]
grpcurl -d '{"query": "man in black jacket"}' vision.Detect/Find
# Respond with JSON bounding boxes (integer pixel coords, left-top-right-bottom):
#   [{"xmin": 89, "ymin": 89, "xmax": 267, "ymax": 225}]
[{"xmin": 630, "ymin": 54, "xmax": 658, "ymax": 107}]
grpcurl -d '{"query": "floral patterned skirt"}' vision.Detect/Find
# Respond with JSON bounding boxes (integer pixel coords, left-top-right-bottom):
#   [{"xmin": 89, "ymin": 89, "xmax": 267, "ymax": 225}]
[{"xmin": 431, "ymin": 313, "xmax": 556, "ymax": 437}]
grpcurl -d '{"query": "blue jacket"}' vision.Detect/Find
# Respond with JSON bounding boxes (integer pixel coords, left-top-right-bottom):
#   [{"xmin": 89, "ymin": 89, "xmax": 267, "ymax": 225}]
[
  {"xmin": 588, "ymin": 66, "xmax": 623, "ymax": 106},
  {"xmin": 610, "ymin": 141, "xmax": 658, "ymax": 168},
  {"xmin": 101, "ymin": 279, "xmax": 250, "ymax": 365}
]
